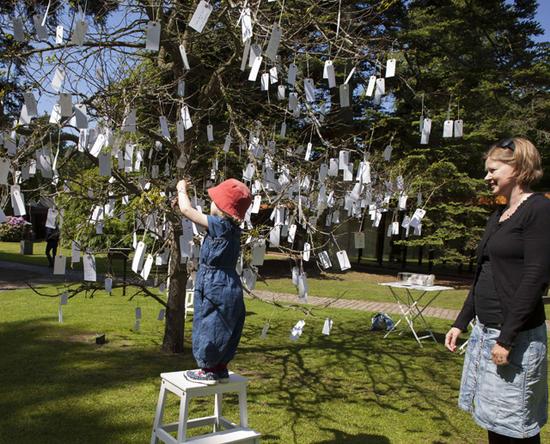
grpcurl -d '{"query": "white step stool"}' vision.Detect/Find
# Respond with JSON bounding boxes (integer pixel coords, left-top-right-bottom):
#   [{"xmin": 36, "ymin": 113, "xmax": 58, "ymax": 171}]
[{"xmin": 151, "ymin": 371, "xmax": 260, "ymax": 444}]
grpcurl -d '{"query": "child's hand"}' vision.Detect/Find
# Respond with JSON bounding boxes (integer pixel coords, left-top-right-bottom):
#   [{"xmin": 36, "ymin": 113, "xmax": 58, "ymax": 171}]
[{"xmin": 176, "ymin": 179, "xmax": 188, "ymax": 193}]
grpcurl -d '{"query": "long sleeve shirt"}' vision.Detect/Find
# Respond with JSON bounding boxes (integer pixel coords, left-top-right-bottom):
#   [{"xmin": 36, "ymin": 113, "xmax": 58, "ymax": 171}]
[{"xmin": 453, "ymin": 193, "xmax": 550, "ymax": 346}]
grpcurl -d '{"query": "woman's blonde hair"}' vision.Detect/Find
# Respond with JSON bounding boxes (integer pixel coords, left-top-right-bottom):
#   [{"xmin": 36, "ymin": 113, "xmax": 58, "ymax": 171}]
[{"xmin": 485, "ymin": 137, "xmax": 543, "ymax": 186}]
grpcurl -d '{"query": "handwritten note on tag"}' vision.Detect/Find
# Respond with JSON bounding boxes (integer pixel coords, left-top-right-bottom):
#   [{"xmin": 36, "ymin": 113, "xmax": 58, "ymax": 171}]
[
  {"xmin": 336, "ymin": 250, "xmax": 351, "ymax": 271},
  {"xmin": 188, "ymin": 0, "xmax": 213, "ymax": 33},
  {"xmin": 56, "ymin": 25, "xmax": 64, "ymax": 44}
]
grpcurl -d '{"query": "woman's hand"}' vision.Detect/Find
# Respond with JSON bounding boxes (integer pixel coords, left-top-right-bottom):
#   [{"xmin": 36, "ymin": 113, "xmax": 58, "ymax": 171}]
[
  {"xmin": 176, "ymin": 179, "xmax": 188, "ymax": 193},
  {"xmin": 491, "ymin": 343, "xmax": 510, "ymax": 366},
  {"xmin": 445, "ymin": 327, "xmax": 463, "ymax": 352}
]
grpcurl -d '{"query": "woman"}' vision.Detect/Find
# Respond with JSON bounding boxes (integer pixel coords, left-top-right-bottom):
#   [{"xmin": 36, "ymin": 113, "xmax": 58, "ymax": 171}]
[{"xmin": 445, "ymin": 137, "xmax": 550, "ymax": 443}]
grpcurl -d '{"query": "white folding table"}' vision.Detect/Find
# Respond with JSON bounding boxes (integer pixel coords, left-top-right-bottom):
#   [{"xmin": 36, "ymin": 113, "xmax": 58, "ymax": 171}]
[{"xmin": 379, "ymin": 282, "xmax": 453, "ymax": 347}]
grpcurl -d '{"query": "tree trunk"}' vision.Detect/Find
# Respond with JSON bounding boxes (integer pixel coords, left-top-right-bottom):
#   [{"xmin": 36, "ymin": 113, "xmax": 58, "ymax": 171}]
[{"xmin": 162, "ymin": 224, "xmax": 188, "ymax": 353}]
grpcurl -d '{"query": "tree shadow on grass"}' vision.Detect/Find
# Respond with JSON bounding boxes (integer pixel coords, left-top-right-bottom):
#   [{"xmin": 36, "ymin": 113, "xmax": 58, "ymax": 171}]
[
  {"xmin": 0, "ymin": 318, "xmax": 193, "ymax": 444},
  {"xmin": 237, "ymin": 317, "xmax": 475, "ymax": 444}
]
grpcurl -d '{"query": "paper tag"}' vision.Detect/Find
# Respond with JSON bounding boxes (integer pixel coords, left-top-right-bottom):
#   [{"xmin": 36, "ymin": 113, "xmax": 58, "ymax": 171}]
[
  {"xmin": 60, "ymin": 292, "xmax": 68, "ymax": 305},
  {"xmin": 13, "ymin": 18, "xmax": 25, "ymax": 42},
  {"xmin": 55, "ymin": 25, "xmax": 64, "ymax": 44},
  {"xmin": 454, "ymin": 119, "xmax": 463, "ymax": 137},
  {"xmin": 287, "ymin": 63, "xmax": 297, "ymax": 86},
  {"xmin": 89, "ymin": 133, "xmax": 106, "ymax": 158},
  {"xmin": 420, "ymin": 118, "xmax": 431, "ymax": 145},
  {"xmin": 248, "ymin": 55, "xmax": 263, "ymax": 82},
  {"xmin": 145, "ymin": 21, "xmax": 161, "ymax": 51},
  {"xmin": 98, "ymin": 153, "xmax": 111, "ymax": 177},
  {"xmin": 104, "ymin": 277, "xmax": 113, "ymax": 293},
  {"xmin": 122, "ymin": 109, "xmax": 136, "ymax": 133},
  {"xmin": 188, "ymin": 0, "xmax": 213, "ymax": 33},
  {"xmin": 366, "ymin": 75, "xmax": 376, "ymax": 96},
  {"xmin": 71, "ymin": 19, "xmax": 87, "ymax": 45},
  {"xmin": 33, "ymin": 14, "xmax": 48, "ymax": 40},
  {"xmin": 71, "ymin": 241, "xmax": 80, "ymax": 263},
  {"xmin": 73, "ymin": 104, "xmax": 88, "ymax": 129},
  {"xmin": 339, "ymin": 84, "xmax": 350, "ymax": 107},
  {"xmin": 159, "ymin": 115, "xmax": 171, "ymax": 140},
  {"xmin": 22, "ymin": 92, "xmax": 38, "ymax": 117},
  {"xmin": 53, "ymin": 255, "xmax": 66, "ymax": 275},
  {"xmin": 443, "ymin": 119, "xmax": 454, "ymax": 138},
  {"xmin": 398, "ymin": 194, "xmax": 408, "ymax": 211},
  {"xmin": 58, "ymin": 93, "xmax": 72, "ymax": 117},
  {"xmin": 181, "ymin": 105, "xmax": 192, "ymax": 129},
  {"xmin": 269, "ymin": 66, "xmax": 278, "ymax": 84},
  {"xmin": 241, "ymin": 7, "xmax": 253, "ymax": 42},
  {"xmin": 269, "ymin": 226, "xmax": 280, "ymax": 247},
  {"xmin": 298, "ymin": 273, "xmax": 308, "ymax": 301},
  {"xmin": 251, "ymin": 239, "xmax": 266, "ymax": 266},
  {"xmin": 141, "ymin": 254, "xmax": 154, "ymax": 280},
  {"xmin": 288, "ymin": 92, "xmax": 298, "ymax": 111},
  {"xmin": 386, "ymin": 58, "xmax": 396, "ymax": 78},
  {"xmin": 290, "ymin": 320, "xmax": 305, "ymax": 340},
  {"xmin": 265, "ymin": 23, "xmax": 282, "ymax": 61},
  {"xmin": 11, "ymin": 185, "xmax": 25, "ymax": 216},
  {"xmin": 260, "ymin": 322, "xmax": 270, "ymax": 339},
  {"xmin": 261, "ymin": 72, "xmax": 269, "ymax": 91},
  {"xmin": 45, "ymin": 208, "xmax": 58, "ymax": 229},
  {"xmin": 383, "ymin": 144, "xmax": 393, "ymax": 162},
  {"xmin": 131, "ymin": 241, "xmax": 146, "ymax": 273},
  {"xmin": 375, "ymin": 77, "xmax": 385, "ymax": 95},
  {"xmin": 336, "ymin": 250, "xmax": 351, "ymax": 271},
  {"xmin": 318, "ymin": 251, "xmax": 332, "ymax": 269},
  {"xmin": 324, "ymin": 60, "xmax": 336, "ymax": 88},
  {"xmin": 179, "ymin": 43, "xmax": 190, "ymax": 69},
  {"xmin": 338, "ymin": 150, "xmax": 350, "ymax": 169},
  {"xmin": 304, "ymin": 78, "xmax": 315, "ymax": 102},
  {"xmin": 83, "ymin": 253, "xmax": 97, "ymax": 282},
  {"xmin": 322, "ymin": 318, "xmax": 333, "ymax": 335},
  {"xmin": 409, "ymin": 208, "xmax": 426, "ymax": 228},
  {"xmin": 177, "ymin": 80, "xmax": 185, "ymax": 97},
  {"xmin": 51, "ymin": 67, "xmax": 65, "ymax": 92},
  {"xmin": 354, "ymin": 232, "xmax": 365, "ymax": 249},
  {"xmin": 303, "ymin": 242, "xmax": 311, "ymax": 262},
  {"xmin": 0, "ymin": 158, "xmax": 10, "ymax": 185}
]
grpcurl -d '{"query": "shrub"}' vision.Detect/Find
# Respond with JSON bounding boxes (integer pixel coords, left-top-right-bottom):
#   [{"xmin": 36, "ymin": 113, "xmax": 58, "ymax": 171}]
[{"xmin": 0, "ymin": 216, "xmax": 31, "ymax": 242}]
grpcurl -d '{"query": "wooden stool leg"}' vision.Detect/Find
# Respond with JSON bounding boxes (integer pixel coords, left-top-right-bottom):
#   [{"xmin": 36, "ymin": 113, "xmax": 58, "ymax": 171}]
[
  {"xmin": 238, "ymin": 387, "xmax": 248, "ymax": 427},
  {"xmin": 176, "ymin": 393, "xmax": 190, "ymax": 444},
  {"xmin": 150, "ymin": 381, "xmax": 168, "ymax": 444},
  {"xmin": 213, "ymin": 392, "xmax": 222, "ymax": 432}
]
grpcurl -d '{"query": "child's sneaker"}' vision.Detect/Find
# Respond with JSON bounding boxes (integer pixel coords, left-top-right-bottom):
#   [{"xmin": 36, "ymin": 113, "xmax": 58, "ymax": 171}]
[
  {"xmin": 216, "ymin": 368, "xmax": 230, "ymax": 383},
  {"xmin": 184, "ymin": 369, "xmax": 219, "ymax": 385}
]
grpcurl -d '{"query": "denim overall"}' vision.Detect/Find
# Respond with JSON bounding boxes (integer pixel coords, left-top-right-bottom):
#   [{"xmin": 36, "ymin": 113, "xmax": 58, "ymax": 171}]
[{"xmin": 192, "ymin": 215, "xmax": 245, "ymax": 369}]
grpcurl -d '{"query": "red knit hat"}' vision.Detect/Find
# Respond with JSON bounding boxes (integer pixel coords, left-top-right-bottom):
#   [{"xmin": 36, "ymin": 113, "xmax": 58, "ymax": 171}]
[{"xmin": 207, "ymin": 179, "xmax": 252, "ymax": 221}]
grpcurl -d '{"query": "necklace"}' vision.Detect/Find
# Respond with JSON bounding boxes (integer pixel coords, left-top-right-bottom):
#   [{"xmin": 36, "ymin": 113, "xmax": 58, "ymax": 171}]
[{"xmin": 500, "ymin": 193, "xmax": 532, "ymax": 221}]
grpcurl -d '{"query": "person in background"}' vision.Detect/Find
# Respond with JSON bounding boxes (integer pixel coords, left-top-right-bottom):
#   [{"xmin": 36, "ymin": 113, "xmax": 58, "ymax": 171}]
[
  {"xmin": 445, "ymin": 137, "xmax": 550, "ymax": 443},
  {"xmin": 45, "ymin": 225, "xmax": 60, "ymax": 268}
]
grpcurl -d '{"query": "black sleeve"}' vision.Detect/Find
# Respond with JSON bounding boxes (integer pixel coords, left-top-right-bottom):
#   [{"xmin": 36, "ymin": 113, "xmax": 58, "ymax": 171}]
[
  {"xmin": 453, "ymin": 286, "xmax": 475, "ymax": 331},
  {"xmin": 497, "ymin": 201, "xmax": 550, "ymax": 346}
]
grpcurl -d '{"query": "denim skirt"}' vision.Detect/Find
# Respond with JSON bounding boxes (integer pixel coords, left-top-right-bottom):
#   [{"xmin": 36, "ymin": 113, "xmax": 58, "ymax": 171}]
[{"xmin": 459, "ymin": 320, "xmax": 548, "ymax": 438}]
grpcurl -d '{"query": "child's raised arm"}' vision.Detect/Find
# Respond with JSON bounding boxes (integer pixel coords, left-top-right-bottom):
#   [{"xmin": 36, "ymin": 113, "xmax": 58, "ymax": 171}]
[{"xmin": 176, "ymin": 179, "xmax": 208, "ymax": 228}]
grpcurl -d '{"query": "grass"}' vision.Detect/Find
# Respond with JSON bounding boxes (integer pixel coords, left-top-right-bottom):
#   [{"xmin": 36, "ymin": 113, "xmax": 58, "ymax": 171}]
[{"xmin": 3, "ymin": 285, "xmax": 549, "ymax": 443}]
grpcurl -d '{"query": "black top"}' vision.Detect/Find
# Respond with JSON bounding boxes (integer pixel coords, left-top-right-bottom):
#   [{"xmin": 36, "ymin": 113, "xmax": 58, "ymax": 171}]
[
  {"xmin": 473, "ymin": 241, "xmax": 503, "ymax": 325},
  {"xmin": 453, "ymin": 193, "xmax": 550, "ymax": 346}
]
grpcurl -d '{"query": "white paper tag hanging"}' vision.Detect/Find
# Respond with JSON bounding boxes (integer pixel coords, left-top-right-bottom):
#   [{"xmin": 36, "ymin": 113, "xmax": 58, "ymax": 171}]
[
  {"xmin": 241, "ymin": 7, "xmax": 253, "ymax": 42},
  {"xmin": 73, "ymin": 104, "xmax": 88, "ymax": 129},
  {"xmin": 366, "ymin": 76, "xmax": 376, "ymax": 96},
  {"xmin": 287, "ymin": 63, "xmax": 297, "ymax": 86},
  {"xmin": 269, "ymin": 66, "xmax": 278, "ymax": 84},
  {"xmin": 223, "ymin": 134, "xmax": 232, "ymax": 152},
  {"xmin": 290, "ymin": 320, "xmax": 305, "ymax": 340},
  {"xmin": 83, "ymin": 253, "xmax": 97, "ymax": 281},
  {"xmin": 454, "ymin": 119, "xmax": 463, "ymax": 137},
  {"xmin": 131, "ymin": 241, "xmax": 146, "ymax": 273},
  {"xmin": 55, "ymin": 25, "xmax": 64, "ymax": 44},
  {"xmin": 248, "ymin": 55, "xmax": 263, "ymax": 82},
  {"xmin": 13, "ymin": 18, "xmax": 25, "ymax": 42},
  {"xmin": 298, "ymin": 273, "xmax": 308, "ymax": 301},
  {"xmin": 386, "ymin": 58, "xmax": 396, "ymax": 78},
  {"xmin": 322, "ymin": 318, "xmax": 333, "ymax": 335},
  {"xmin": 420, "ymin": 118, "xmax": 431, "ymax": 145},
  {"xmin": 304, "ymin": 78, "xmax": 315, "ymax": 102},
  {"xmin": 0, "ymin": 158, "xmax": 10, "ymax": 185},
  {"xmin": 145, "ymin": 21, "xmax": 161, "ymax": 51},
  {"xmin": 33, "ymin": 14, "xmax": 48, "ymax": 40},
  {"xmin": 265, "ymin": 23, "xmax": 282, "ymax": 61},
  {"xmin": 159, "ymin": 115, "xmax": 171, "ymax": 140},
  {"xmin": 51, "ymin": 67, "xmax": 65, "ymax": 92},
  {"xmin": 71, "ymin": 19, "xmax": 87, "ymax": 45},
  {"xmin": 354, "ymin": 232, "xmax": 365, "ymax": 249},
  {"xmin": 71, "ymin": 241, "xmax": 80, "ymax": 263},
  {"xmin": 104, "ymin": 277, "xmax": 113, "ymax": 293},
  {"xmin": 318, "ymin": 251, "xmax": 332, "ymax": 269},
  {"xmin": 206, "ymin": 124, "xmax": 214, "ymax": 142},
  {"xmin": 140, "ymin": 254, "xmax": 154, "ymax": 280},
  {"xmin": 251, "ymin": 239, "xmax": 266, "ymax": 266},
  {"xmin": 339, "ymin": 84, "xmax": 350, "ymax": 107},
  {"xmin": 375, "ymin": 77, "xmax": 385, "ymax": 96},
  {"xmin": 58, "ymin": 93, "xmax": 72, "ymax": 117},
  {"xmin": 383, "ymin": 144, "xmax": 393, "ymax": 162},
  {"xmin": 10, "ymin": 185, "xmax": 25, "ymax": 216},
  {"xmin": 303, "ymin": 242, "xmax": 311, "ymax": 261},
  {"xmin": 181, "ymin": 105, "xmax": 192, "ymax": 129},
  {"xmin": 53, "ymin": 255, "xmax": 66, "ymax": 275},
  {"xmin": 324, "ymin": 60, "xmax": 336, "ymax": 88},
  {"xmin": 188, "ymin": 0, "xmax": 213, "ymax": 33},
  {"xmin": 443, "ymin": 120, "xmax": 454, "ymax": 138},
  {"xmin": 45, "ymin": 208, "xmax": 58, "ymax": 229},
  {"xmin": 22, "ymin": 92, "xmax": 38, "ymax": 117},
  {"xmin": 409, "ymin": 208, "xmax": 426, "ymax": 228},
  {"xmin": 336, "ymin": 250, "xmax": 351, "ymax": 271},
  {"xmin": 261, "ymin": 72, "xmax": 269, "ymax": 91},
  {"xmin": 179, "ymin": 44, "xmax": 190, "ymax": 70}
]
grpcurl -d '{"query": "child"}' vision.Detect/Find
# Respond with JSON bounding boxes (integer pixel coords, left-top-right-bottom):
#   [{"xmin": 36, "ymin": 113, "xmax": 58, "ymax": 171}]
[{"xmin": 176, "ymin": 178, "xmax": 252, "ymax": 384}]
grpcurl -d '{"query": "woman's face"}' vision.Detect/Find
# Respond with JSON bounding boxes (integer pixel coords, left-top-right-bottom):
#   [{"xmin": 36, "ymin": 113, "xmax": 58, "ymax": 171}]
[{"xmin": 484, "ymin": 158, "xmax": 517, "ymax": 196}]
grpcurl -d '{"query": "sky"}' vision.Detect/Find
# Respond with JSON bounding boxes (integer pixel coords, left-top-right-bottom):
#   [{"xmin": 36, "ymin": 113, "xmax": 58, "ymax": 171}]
[{"xmin": 534, "ymin": 0, "xmax": 550, "ymax": 42}]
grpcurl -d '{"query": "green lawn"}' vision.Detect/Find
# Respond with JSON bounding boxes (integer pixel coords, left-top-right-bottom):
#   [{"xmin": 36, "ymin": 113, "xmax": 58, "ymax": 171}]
[{"xmin": 2, "ymin": 285, "xmax": 548, "ymax": 443}]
